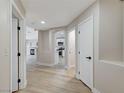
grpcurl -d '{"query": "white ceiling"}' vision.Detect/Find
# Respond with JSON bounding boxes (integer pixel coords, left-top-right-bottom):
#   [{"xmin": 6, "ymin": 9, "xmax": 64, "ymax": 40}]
[{"xmin": 21, "ymin": 0, "xmax": 96, "ymax": 30}]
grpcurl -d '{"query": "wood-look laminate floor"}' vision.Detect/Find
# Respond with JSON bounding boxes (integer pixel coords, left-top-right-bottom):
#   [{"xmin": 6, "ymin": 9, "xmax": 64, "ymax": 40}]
[{"xmin": 17, "ymin": 64, "xmax": 91, "ymax": 93}]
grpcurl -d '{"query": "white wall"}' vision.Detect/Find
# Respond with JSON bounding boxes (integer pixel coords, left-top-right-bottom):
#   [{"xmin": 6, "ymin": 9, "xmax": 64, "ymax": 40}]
[
  {"xmin": 99, "ymin": 0, "xmax": 123, "ymax": 62},
  {"xmin": 0, "ymin": 0, "xmax": 11, "ymax": 92},
  {"xmin": 94, "ymin": 61, "xmax": 124, "ymax": 93},
  {"xmin": 94, "ymin": 0, "xmax": 124, "ymax": 93},
  {"xmin": 37, "ymin": 31, "xmax": 53, "ymax": 66},
  {"xmin": 37, "ymin": 29, "xmax": 66, "ymax": 66},
  {"xmin": 26, "ymin": 27, "xmax": 38, "ymax": 41}
]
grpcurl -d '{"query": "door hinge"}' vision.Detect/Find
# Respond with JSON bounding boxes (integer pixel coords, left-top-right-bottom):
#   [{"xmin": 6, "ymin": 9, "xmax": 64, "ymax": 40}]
[
  {"xmin": 18, "ymin": 78, "xmax": 21, "ymax": 83},
  {"xmin": 78, "ymin": 51, "xmax": 80, "ymax": 54},
  {"xmin": 78, "ymin": 31, "xmax": 80, "ymax": 34},
  {"xmin": 17, "ymin": 26, "xmax": 21, "ymax": 31},
  {"xmin": 17, "ymin": 52, "xmax": 21, "ymax": 56},
  {"xmin": 79, "ymin": 72, "xmax": 80, "ymax": 74}
]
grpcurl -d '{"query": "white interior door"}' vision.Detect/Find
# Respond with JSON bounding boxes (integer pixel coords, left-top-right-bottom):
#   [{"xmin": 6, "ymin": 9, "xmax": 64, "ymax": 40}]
[
  {"xmin": 68, "ymin": 30, "xmax": 76, "ymax": 68},
  {"xmin": 79, "ymin": 16, "xmax": 93, "ymax": 89},
  {"xmin": 12, "ymin": 18, "xmax": 18, "ymax": 91}
]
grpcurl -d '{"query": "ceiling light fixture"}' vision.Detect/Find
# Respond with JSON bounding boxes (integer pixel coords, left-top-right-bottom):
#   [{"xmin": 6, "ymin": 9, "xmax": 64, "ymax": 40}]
[{"xmin": 41, "ymin": 21, "xmax": 46, "ymax": 24}]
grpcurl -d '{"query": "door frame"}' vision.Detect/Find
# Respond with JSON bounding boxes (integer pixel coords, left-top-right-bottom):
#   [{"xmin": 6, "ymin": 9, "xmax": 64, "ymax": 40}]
[
  {"xmin": 77, "ymin": 16, "xmax": 94, "ymax": 90},
  {"xmin": 12, "ymin": 18, "xmax": 19, "ymax": 92},
  {"xmin": 67, "ymin": 28, "xmax": 76, "ymax": 69},
  {"xmin": 54, "ymin": 31, "xmax": 66, "ymax": 66},
  {"xmin": 11, "ymin": 1, "xmax": 26, "ymax": 92}
]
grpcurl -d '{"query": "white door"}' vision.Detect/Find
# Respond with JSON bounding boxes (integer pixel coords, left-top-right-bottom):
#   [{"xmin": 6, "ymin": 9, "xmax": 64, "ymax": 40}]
[
  {"xmin": 78, "ymin": 16, "xmax": 93, "ymax": 89},
  {"xmin": 68, "ymin": 30, "xmax": 76, "ymax": 68},
  {"xmin": 12, "ymin": 19, "xmax": 18, "ymax": 91}
]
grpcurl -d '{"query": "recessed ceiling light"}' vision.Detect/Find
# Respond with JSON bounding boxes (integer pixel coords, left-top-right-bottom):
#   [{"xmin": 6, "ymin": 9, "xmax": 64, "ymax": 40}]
[{"xmin": 41, "ymin": 21, "xmax": 46, "ymax": 24}]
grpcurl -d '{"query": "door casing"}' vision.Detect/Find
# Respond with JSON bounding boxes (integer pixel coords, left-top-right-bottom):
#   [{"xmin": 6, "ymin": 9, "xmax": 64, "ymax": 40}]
[
  {"xmin": 67, "ymin": 29, "xmax": 76, "ymax": 68},
  {"xmin": 12, "ymin": 18, "xmax": 18, "ymax": 92},
  {"xmin": 11, "ymin": 1, "xmax": 26, "ymax": 92}
]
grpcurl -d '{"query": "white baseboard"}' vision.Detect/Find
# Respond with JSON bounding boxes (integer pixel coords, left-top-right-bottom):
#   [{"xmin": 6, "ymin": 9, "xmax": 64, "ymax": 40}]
[
  {"xmin": 92, "ymin": 88, "xmax": 101, "ymax": 93},
  {"xmin": 65, "ymin": 65, "xmax": 75, "ymax": 69},
  {"xmin": 69, "ymin": 65, "xmax": 75, "ymax": 68},
  {"xmin": 100, "ymin": 60, "xmax": 124, "ymax": 67},
  {"xmin": 37, "ymin": 62, "xmax": 55, "ymax": 67}
]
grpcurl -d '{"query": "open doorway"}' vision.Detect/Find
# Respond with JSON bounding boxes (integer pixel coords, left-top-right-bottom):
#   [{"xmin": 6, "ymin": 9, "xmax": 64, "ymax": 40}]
[
  {"xmin": 26, "ymin": 27, "xmax": 38, "ymax": 65},
  {"xmin": 54, "ymin": 31, "xmax": 66, "ymax": 67},
  {"xmin": 25, "ymin": 27, "xmax": 38, "ymax": 72},
  {"xmin": 67, "ymin": 29, "xmax": 76, "ymax": 76}
]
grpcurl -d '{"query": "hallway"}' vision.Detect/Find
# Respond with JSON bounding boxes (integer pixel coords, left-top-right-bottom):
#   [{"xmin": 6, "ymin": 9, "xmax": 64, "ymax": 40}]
[
  {"xmin": 17, "ymin": 64, "xmax": 91, "ymax": 93},
  {"xmin": 1, "ymin": 0, "xmax": 124, "ymax": 93}
]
